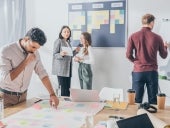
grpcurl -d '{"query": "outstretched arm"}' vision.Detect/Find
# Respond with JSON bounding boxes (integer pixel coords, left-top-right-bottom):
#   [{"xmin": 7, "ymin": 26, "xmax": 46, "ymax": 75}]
[{"xmin": 41, "ymin": 76, "xmax": 59, "ymax": 108}]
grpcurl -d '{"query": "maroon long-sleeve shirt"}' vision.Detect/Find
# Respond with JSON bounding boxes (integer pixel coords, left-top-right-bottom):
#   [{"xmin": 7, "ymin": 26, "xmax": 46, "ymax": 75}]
[{"xmin": 126, "ymin": 27, "xmax": 168, "ymax": 72}]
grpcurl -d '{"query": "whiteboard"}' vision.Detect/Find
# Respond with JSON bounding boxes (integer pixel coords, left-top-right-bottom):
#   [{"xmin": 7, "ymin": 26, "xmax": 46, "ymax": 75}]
[{"xmin": 158, "ymin": 19, "xmax": 170, "ymax": 80}]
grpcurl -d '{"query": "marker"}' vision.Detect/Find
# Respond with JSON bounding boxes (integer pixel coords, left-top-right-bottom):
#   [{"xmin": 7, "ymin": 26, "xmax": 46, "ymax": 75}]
[
  {"xmin": 109, "ymin": 116, "xmax": 125, "ymax": 119},
  {"xmin": 34, "ymin": 99, "xmax": 42, "ymax": 103}
]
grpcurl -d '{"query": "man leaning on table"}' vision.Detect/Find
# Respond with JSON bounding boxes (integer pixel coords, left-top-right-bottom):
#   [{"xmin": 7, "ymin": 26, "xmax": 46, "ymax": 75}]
[{"xmin": 0, "ymin": 27, "xmax": 59, "ymax": 108}]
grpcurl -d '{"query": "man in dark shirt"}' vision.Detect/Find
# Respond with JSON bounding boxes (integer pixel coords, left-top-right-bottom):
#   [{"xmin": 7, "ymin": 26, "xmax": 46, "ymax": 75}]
[{"xmin": 126, "ymin": 14, "xmax": 168, "ymax": 104}]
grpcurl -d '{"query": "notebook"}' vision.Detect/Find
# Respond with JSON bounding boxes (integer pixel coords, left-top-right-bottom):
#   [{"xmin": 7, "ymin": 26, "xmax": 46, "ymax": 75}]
[
  {"xmin": 70, "ymin": 88, "xmax": 100, "ymax": 102},
  {"xmin": 116, "ymin": 113, "xmax": 154, "ymax": 128}
]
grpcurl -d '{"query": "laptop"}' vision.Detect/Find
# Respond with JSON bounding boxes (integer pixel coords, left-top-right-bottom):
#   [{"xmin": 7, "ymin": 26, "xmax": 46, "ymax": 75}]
[
  {"xmin": 116, "ymin": 113, "xmax": 154, "ymax": 128},
  {"xmin": 70, "ymin": 88, "xmax": 100, "ymax": 102}
]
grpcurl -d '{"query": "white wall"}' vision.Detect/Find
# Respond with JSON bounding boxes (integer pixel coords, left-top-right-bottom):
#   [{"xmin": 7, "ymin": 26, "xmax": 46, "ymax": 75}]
[{"xmin": 26, "ymin": 0, "xmax": 170, "ymax": 104}]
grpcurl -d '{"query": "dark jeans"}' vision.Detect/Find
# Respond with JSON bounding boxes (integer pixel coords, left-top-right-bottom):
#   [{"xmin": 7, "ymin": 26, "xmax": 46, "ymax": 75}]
[
  {"xmin": 57, "ymin": 76, "xmax": 71, "ymax": 96},
  {"xmin": 132, "ymin": 71, "xmax": 158, "ymax": 104}
]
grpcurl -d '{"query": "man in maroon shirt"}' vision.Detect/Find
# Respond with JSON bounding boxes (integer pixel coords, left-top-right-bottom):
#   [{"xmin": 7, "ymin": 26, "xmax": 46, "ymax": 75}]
[{"xmin": 126, "ymin": 14, "xmax": 168, "ymax": 104}]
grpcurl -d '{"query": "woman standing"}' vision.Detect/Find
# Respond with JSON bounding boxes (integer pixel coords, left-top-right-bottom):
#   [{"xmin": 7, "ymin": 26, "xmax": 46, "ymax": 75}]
[
  {"xmin": 74, "ymin": 32, "xmax": 94, "ymax": 90},
  {"xmin": 52, "ymin": 26, "xmax": 79, "ymax": 96}
]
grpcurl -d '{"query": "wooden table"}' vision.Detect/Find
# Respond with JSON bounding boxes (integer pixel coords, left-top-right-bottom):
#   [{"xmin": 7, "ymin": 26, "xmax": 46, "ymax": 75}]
[
  {"xmin": 94, "ymin": 104, "xmax": 170, "ymax": 124},
  {"xmin": 4, "ymin": 98, "xmax": 170, "ymax": 124},
  {"xmin": 4, "ymin": 98, "xmax": 38, "ymax": 118}
]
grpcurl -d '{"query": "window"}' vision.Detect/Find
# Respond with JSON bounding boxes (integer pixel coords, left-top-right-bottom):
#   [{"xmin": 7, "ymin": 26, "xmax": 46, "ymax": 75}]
[{"xmin": 0, "ymin": 0, "xmax": 26, "ymax": 47}]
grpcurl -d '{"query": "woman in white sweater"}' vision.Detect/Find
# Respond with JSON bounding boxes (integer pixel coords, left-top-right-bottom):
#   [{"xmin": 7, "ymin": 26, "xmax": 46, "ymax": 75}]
[{"xmin": 74, "ymin": 32, "xmax": 94, "ymax": 89}]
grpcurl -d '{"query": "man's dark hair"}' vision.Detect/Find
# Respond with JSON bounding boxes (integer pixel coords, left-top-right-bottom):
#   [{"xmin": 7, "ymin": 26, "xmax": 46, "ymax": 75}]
[{"xmin": 25, "ymin": 27, "xmax": 47, "ymax": 46}]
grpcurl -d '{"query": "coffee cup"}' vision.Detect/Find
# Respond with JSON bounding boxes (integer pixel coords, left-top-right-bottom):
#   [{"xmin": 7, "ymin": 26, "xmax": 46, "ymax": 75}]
[
  {"xmin": 157, "ymin": 93, "xmax": 166, "ymax": 109},
  {"xmin": 164, "ymin": 125, "xmax": 170, "ymax": 128},
  {"xmin": 127, "ymin": 89, "xmax": 135, "ymax": 105}
]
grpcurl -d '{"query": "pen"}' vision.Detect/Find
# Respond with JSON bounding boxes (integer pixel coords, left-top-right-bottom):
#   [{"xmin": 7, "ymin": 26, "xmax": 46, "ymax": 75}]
[
  {"xmin": 109, "ymin": 116, "xmax": 125, "ymax": 119},
  {"xmin": 34, "ymin": 99, "xmax": 42, "ymax": 103}
]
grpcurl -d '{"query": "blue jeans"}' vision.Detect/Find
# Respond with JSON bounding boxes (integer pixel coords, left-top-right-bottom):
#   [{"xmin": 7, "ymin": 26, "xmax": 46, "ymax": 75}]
[{"xmin": 132, "ymin": 71, "xmax": 158, "ymax": 104}]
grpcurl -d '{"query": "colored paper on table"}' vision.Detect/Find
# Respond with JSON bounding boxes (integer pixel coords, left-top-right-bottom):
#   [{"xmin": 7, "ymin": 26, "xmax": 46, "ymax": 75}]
[
  {"xmin": 105, "ymin": 101, "xmax": 128, "ymax": 110},
  {"xmin": 2, "ymin": 100, "xmax": 105, "ymax": 128}
]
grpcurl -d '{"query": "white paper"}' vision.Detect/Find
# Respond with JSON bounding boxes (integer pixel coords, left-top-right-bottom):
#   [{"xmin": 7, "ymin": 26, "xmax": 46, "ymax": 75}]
[
  {"xmin": 35, "ymin": 94, "xmax": 50, "ymax": 100},
  {"xmin": 99, "ymin": 87, "xmax": 124, "ymax": 101},
  {"xmin": 62, "ymin": 47, "xmax": 73, "ymax": 56}
]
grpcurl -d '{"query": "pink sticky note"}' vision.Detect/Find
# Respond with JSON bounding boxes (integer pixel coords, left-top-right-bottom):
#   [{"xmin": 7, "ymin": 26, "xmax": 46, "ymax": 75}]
[
  {"xmin": 32, "ymin": 104, "xmax": 42, "ymax": 109},
  {"xmin": 95, "ymin": 125, "xmax": 106, "ymax": 128},
  {"xmin": 0, "ymin": 121, "xmax": 6, "ymax": 128},
  {"xmin": 55, "ymin": 125, "xmax": 67, "ymax": 128},
  {"xmin": 90, "ymin": 103, "xmax": 99, "ymax": 108}
]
